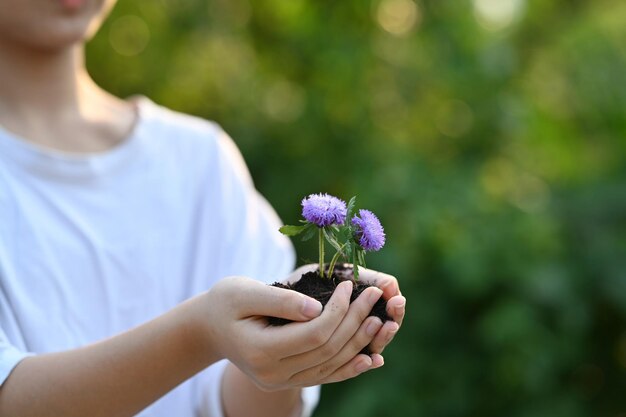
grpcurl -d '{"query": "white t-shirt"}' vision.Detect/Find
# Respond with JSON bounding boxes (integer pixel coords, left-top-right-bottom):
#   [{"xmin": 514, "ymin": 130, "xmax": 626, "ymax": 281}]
[{"xmin": 0, "ymin": 97, "xmax": 319, "ymax": 417}]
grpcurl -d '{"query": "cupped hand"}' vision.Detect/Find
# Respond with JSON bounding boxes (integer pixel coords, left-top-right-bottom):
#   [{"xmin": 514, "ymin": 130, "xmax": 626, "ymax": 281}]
[
  {"xmin": 353, "ymin": 267, "xmax": 405, "ymax": 354},
  {"xmin": 287, "ymin": 264, "xmax": 405, "ymax": 355},
  {"xmin": 204, "ymin": 275, "xmax": 384, "ymax": 391}
]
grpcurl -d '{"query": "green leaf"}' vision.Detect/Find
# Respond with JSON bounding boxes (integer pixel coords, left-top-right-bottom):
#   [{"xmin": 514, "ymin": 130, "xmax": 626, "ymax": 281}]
[
  {"xmin": 346, "ymin": 196, "xmax": 357, "ymax": 220},
  {"xmin": 301, "ymin": 223, "xmax": 318, "ymax": 241},
  {"xmin": 337, "ymin": 225, "xmax": 352, "ymax": 245},
  {"xmin": 323, "ymin": 227, "xmax": 343, "ymax": 252},
  {"xmin": 344, "ymin": 241, "xmax": 353, "ymax": 259},
  {"xmin": 357, "ymin": 249, "xmax": 366, "ymax": 268},
  {"xmin": 279, "ymin": 224, "xmax": 308, "ymax": 236}
]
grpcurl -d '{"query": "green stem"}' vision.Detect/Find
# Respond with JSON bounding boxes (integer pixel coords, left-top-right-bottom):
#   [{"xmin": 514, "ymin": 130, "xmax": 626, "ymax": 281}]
[
  {"xmin": 328, "ymin": 243, "xmax": 347, "ymax": 279},
  {"xmin": 352, "ymin": 249, "xmax": 359, "ymax": 280},
  {"xmin": 319, "ymin": 228, "xmax": 325, "ymax": 278}
]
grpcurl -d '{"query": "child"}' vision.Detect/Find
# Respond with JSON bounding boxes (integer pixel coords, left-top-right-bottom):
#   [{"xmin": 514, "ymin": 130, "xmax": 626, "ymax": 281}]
[{"xmin": 0, "ymin": 1, "xmax": 405, "ymax": 416}]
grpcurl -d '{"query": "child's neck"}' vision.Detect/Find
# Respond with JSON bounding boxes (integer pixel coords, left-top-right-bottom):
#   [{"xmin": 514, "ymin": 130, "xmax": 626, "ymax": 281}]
[{"xmin": 0, "ymin": 43, "xmax": 137, "ymax": 154}]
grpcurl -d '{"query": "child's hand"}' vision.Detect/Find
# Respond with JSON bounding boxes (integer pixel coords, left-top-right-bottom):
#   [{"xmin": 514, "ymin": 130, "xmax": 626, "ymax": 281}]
[
  {"xmin": 290, "ymin": 264, "xmax": 405, "ymax": 355},
  {"xmin": 354, "ymin": 267, "xmax": 405, "ymax": 355},
  {"xmin": 203, "ymin": 276, "xmax": 384, "ymax": 391}
]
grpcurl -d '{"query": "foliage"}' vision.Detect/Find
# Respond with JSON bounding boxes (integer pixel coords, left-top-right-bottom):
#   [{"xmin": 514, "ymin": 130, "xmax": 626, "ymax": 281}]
[
  {"xmin": 280, "ymin": 194, "xmax": 384, "ymax": 279},
  {"xmin": 87, "ymin": 0, "xmax": 626, "ymax": 415},
  {"xmin": 280, "ymin": 192, "xmax": 348, "ymax": 278}
]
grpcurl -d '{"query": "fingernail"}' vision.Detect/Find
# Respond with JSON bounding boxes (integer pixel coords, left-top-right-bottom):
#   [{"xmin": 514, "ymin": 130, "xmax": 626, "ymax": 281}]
[
  {"xmin": 393, "ymin": 297, "xmax": 406, "ymax": 316},
  {"xmin": 372, "ymin": 354, "xmax": 385, "ymax": 368},
  {"xmin": 341, "ymin": 281, "xmax": 353, "ymax": 297},
  {"xmin": 368, "ymin": 288, "xmax": 383, "ymax": 304},
  {"xmin": 385, "ymin": 323, "xmax": 399, "ymax": 342},
  {"xmin": 301, "ymin": 297, "xmax": 322, "ymax": 318},
  {"xmin": 355, "ymin": 359, "xmax": 371, "ymax": 374},
  {"xmin": 366, "ymin": 318, "xmax": 382, "ymax": 336}
]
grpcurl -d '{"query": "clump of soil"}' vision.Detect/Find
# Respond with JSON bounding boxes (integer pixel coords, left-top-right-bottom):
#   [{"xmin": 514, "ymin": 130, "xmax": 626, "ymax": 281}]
[{"xmin": 268, "ymin": 265, "xmax": 392, "ymax": 355}]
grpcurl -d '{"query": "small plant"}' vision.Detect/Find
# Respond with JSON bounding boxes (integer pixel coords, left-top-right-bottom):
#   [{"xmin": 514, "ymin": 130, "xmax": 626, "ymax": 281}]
[
  {"xmin": 279, "ymin": 193, "xmax": 386, "ymax": 279},
  {"xmin": 270, "ymin": 193, "xmax": 391, "ymax": 341}
]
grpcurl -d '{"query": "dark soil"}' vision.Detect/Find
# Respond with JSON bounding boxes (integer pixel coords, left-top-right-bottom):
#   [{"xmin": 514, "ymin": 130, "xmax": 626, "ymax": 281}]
[{"xmin": 267, "ymin": 265, "xmax": 392, "ymax": 355}]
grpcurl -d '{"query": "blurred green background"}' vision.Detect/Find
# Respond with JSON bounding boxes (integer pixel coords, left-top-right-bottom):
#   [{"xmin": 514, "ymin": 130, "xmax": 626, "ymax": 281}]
[{"xmin": 87, "ymin": 0, "xmax": 626, "ymax": 415}]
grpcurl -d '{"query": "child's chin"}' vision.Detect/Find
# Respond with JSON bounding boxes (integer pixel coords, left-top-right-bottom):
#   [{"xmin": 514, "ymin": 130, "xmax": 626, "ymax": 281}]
[
  {"xmin": 3, "ymin": 8, "xmax": 105, "ymax": 52},
  {"xmin": 15, "ymin": 25, "xmax": 93, "ymax": 52}
]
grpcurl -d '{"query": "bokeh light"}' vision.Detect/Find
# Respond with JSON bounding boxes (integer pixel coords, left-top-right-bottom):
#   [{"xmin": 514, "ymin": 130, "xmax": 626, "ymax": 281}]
[
  {"xmin": 480, "ymin": 157, "xmax": 551, "ymax": 213},
  {"xmin": 435, "ymin": 99, "xmax": 474, "ymax": 138},
  {"xmin": 262, "ymin": 79, "xmax": 307, "ymax": 123},
  {"xmin": 108, "ymin": 15, "xmax": 150, "ymax": 57},
  {"xmin": 375, "ymin": 0, "xmax": 421, "ymax": 37},
  {"xmin": 472, "ymin": 0, "xmax": 525, "ymax": 31}
]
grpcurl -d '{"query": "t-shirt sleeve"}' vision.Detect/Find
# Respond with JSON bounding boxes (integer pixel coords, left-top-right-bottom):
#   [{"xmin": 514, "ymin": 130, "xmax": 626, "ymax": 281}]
[
  {"xmin": 198, "ymin": 360, "xmax": 321, "ymax": 417},
  {"xmin": 210, "ymin": 124, "xmax": 296, "ymax": 283},
  {"xmin": 196, "ymin": 125, "xmax": 320, "ymax": 417},
  {"xmin": 0, "ymin": 326, "xmax": 31, "ymax": 386}
]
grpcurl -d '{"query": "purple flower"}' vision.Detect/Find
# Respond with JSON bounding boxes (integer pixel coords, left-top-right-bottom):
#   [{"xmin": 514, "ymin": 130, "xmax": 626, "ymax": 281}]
[
  {"xmin": 352, "ymin": 209, "xmax": 386, "ymax": 252},
  {"xmin": 301, "ymin": 193, "xmax": 347, "ymax": 227}
]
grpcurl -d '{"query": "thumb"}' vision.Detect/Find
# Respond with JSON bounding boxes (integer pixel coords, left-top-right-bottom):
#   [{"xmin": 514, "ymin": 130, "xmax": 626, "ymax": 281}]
[{"xmin": 237, "ymin": 280, "xmax": 322, "ymax": 321}]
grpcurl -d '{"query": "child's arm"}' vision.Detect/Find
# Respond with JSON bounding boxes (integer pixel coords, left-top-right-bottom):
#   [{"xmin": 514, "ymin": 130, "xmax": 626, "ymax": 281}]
[
  {"xmin": 0, "ymin": 292, "xmax": 215, "ymax": 417},
  {"xmin": 218, "ymin": 268, "xmax": 406, "ymax": 417},
  {"xmin": 0, "ymin": 276, "xmax": 383, "ymax": 417}
]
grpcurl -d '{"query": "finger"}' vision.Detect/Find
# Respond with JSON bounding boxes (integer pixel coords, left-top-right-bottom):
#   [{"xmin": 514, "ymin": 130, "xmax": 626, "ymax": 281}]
[
  {"xmin": 318, "ymin": 354, "xmax": 376, "ymax": 384},
  {"xmin": 358, "ymin": 267, "xmax": 401, "ymax": 299},
  {"xmin": 371, "ymin": 353, "xmax": 385, "ymax": 369},
  {"xmin": 386, "ymin": 295, "xmax": 406, "ymax": 327},
  {"xmin": 367, "ymin": 320, "xmax": 400, "ymax": 354},
  {"xmin": 289, "ymin": 315, "xmax": 382, "ymax": 384},
  {"xmin": 264, "ymin": 281, "xmax": 353, "ymax": 357},
  {"xmin": 336, "ymin": 265, "xmax": 400, "ymax": 299},
  {"xmin": 235, "ymin": 278, "xmax": 323, "ymax": 321},
  {"xmin": 282, "ymin": 286, "xmax": 383, "ymax": 371}
]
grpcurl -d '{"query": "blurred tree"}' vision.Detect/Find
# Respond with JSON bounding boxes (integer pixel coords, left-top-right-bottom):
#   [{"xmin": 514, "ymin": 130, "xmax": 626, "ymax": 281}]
[{"xmin": 87, "ymin": 0, "xmax": 626, "ymax": 415}]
